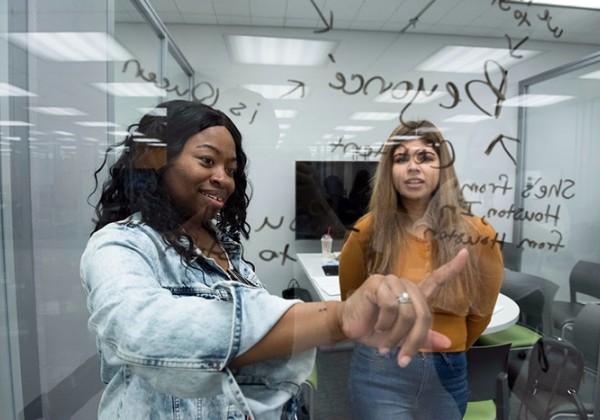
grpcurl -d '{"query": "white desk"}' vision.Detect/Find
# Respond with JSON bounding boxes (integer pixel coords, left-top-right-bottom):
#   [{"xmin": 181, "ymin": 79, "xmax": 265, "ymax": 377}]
[{"xmin": 296, "ymin": 253, "xmax": 520, "ymax": 335}]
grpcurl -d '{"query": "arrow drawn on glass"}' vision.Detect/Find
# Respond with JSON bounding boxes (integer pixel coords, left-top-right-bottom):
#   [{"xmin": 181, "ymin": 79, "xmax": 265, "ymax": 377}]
[
  {"xmin": 309, "ymin": 0, "xmax": 333, "ymax": 33},
  {"xmin": 485, "ymin": 134, "xmax": 520, "ymax": 165},
  {"xmin": 504, "ymin": 34, "xmax": 529, "ymax": 59},
  {"xmin": 400, "ymin": 0, "xmax": 437, "ymax": 33},
  {"xmin": 280, "ymin": 80, "xmax": 306, "ymax": 99}
]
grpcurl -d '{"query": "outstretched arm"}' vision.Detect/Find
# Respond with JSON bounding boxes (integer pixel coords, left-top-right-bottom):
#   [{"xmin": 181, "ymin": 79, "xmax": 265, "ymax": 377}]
[{"xmin": 231, "ymin": 248, "xmax": 469, "ymax": 368}]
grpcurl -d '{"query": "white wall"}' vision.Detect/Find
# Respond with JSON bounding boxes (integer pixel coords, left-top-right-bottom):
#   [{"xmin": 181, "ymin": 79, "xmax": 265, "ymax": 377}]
[{"xmin": 143, "ymin": 23, "xmax": 600, "ymax": 295}]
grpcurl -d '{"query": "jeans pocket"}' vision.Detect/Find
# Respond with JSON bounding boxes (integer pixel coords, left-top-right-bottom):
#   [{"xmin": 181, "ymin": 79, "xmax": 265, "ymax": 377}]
[{"xmin": 439, "ymin": 351, "xmax": 467, "ymax": 374}]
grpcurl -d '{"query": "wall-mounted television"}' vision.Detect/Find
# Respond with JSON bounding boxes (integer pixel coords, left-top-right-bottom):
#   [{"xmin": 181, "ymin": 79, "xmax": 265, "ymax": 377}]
[{"xmin": 295, "ymin": 160, "xmax": 378, "ymax": 240}]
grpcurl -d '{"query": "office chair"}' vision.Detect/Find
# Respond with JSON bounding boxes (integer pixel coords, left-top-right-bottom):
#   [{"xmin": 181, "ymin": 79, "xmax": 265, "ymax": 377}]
[
  {"xmin": 463, "ymin": 342, "xmax": 512, "ymax": 420},
  {"xmin": 477, "ymin": 269, "xmax": 558, "ymax": 389},
  {"xmin": 510, "ymin": 303, "xmax": 600, "ymax": 419},
  {"xmin": 552, "ymin": 260, "xmax": 600, "ymax": 339}
]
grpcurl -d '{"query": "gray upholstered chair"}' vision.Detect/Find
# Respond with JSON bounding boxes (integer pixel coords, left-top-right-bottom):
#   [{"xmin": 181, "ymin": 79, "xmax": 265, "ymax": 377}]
[{"xmin": 552, "ymin": 260, "xmax": 600, "ymax": 339}]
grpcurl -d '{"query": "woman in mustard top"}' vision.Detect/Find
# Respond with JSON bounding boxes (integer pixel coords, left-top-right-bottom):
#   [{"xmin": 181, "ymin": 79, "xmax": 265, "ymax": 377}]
[{"xmin": 339, "ymin": 120, "xmax": 504, "ymax": 419}]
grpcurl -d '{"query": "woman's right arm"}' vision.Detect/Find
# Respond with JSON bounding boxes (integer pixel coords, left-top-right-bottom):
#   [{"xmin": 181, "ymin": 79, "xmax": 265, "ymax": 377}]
[{"xmin": 233, "ymin": 248, "xmax": 469, "ymax": 368}]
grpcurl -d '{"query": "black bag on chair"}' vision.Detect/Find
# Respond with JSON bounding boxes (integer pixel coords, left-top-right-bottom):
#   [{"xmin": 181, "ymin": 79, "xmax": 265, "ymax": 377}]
[
  {"xmin": 521, "ymin": 336, "xmax": 586, "ymax": 419},
  {"xmin": 282, "ymin": 279, "xmax": 313, "ymax": 302}
]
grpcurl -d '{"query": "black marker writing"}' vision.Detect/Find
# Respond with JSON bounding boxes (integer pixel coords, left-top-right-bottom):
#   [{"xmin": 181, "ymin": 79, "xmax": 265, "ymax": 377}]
[
  {"xmin": 461, "ymin": 173, "xmax": 513, "ymax": 195},
  {"xmin": 255, "ymin": 216, "xmax": 284, "ymax": 232},
  {"xmin": 485, "ymin": 203, "xmax": 562, "ymax": 227},
  {"xmin": 505, "ymin": 34, "xmax": 530, "ymax": 58},
  {"xmin": 122, "ymin": 59, "xmax": 220, "ymax": 106},
  {"xmin": 538, "ymin": 9, "xmax": 564, "ymax": 38},
  {"xmin": 329, "ymin": 60, "xmax": 508, "ymax": 122},
  {"xmin": 485, "ymin": 134, "xmax": 520, "ymax": 165},
  {"xmin": 309, "ymin": 0, "xmax": 333, "ymax": 33},
  {"xmin": 522, "ymin": 178, "xmax": 575, "ymax": 199},
  {"xmin": 281, "ymin": 80, "xmax": 306, "ymax": 99},
  {"xmin": 259, "ymin": 244, "xmax": 297, "ymax": 266}
]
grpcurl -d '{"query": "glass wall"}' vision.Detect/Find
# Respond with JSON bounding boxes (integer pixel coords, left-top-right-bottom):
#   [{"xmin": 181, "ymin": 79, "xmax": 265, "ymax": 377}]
[
  {"xmin": 516, "ymin": 52, "xmax": 600, "ymax": 301},
  {"xmin": 0, "ymin": 0, "xmax": 192, "ymax": 417},
  {"xmin": 1, "ymin": 0, "xmax": 599, "ymax": 418}
]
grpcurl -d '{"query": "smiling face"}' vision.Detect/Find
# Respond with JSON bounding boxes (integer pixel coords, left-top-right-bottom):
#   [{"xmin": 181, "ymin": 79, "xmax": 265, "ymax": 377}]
[
  {"xmin": 392, "ymin": 138, "xmax": 440, "ymax": 206},
  {"xmin": 163, "ymin": 126, "xmax": 237, "ymax": 225}
]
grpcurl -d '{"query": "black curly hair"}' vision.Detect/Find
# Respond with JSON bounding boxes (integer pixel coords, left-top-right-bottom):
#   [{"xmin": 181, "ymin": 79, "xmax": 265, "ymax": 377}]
[{"xmin": 89, "ymin": 100, "xmax": 252, "ymax": 265}]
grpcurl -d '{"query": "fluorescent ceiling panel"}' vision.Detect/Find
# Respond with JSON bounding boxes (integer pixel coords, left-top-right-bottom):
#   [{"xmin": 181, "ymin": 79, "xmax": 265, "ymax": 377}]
[
  {"xmin": 92, "ymin": 82, "xmax": 166, "ymax": 97},
  {"xmin": 29, "ymin": 107, "xmax": 86, "ymax": 116},
  {"xmin": 75, "ymin": 121, "xmax": 120, "ymax": 128},
  {"xmin": 279, "ymin": 124, "xmax": 291, "ymax": 130},
  {"xmin": 444, "ymin": 115, "xmax": 492, "ymax": 123},
  {"xmin": 417, "ymin": 46, "xmax": 540, "ymax": 73},
  {"xmin": 274, "ymin": 109, "xmax": 298, "ymax": 118},
  {"xmin": 0, "ymin": 121, "xmax": 33, "ymax": 126},
  {"xmin": 508, "ymin": 0, "xmax": 600, "ymax": 9},
  {"xmin": 374, "ymin": 90, "xmax": 445, "ymax": 104},
  {"xmin": 7, "ymin": 32, "xmax": 133, "ymax": 62},
  {"xmin": 242, "ymin": 84, "xmax": 306, "ymax": 100},
  {"xmin": 350, "ymin": 112, "xmax": 398, "ymax": 121},
  {"xmin": 0, "ymin": 82, "xmax": 36, "ymax": 97},
  {"xmin": 322, "ymin": 134, "xmax": 357, "ymax": 140},
  {"xmin": 580, "ymin": 70, "xmax": 600, "ymax": 79},
  {"xmin": 503, "ymin": 94, "xmax": 573, "ymax": 107},
  {"xmin": 334, "ymin": 125, "xmax": 374, "ymax": 132},
  {"xmin": 227, "ymin": 35, "xmax": 336, "ymax": 66}
]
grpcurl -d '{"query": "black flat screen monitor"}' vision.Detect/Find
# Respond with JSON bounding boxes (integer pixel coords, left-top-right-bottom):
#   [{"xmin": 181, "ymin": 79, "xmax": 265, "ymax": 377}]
[{"xmin": 295, "ymin": 160, "xmax": 377, "ymax": 240}]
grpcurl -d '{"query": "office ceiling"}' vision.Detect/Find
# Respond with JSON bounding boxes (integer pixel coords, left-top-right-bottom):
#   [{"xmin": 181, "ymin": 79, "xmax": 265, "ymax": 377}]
[{"xmin": 118, "ymin": 0, "xmax": 600, "ymax": 45}]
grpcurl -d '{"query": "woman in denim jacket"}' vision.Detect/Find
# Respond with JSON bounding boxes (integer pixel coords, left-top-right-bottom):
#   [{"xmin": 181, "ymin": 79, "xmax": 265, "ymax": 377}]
[{"xmin": 81, "ymin": 100, "xmax": 468, "ymax": 419}]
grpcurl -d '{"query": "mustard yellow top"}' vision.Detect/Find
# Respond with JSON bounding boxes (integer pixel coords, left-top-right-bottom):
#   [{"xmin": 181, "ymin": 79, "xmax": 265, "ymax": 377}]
[{"xmin": 338, "ymin": 214, "xmax": 504, "ymax": 352}]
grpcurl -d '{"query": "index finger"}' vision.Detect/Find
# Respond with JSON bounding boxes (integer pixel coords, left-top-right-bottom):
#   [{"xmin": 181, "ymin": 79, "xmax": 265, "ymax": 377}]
[{"xmin": 419, "ymin": 248, "xmax": 469, "ymax": 298}]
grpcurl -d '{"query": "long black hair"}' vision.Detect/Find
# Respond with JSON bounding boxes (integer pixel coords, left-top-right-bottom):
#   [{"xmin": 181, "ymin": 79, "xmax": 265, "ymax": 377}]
[{"xmin": 90, "ymin": 100, "xmax": 252, "ymax": 264}]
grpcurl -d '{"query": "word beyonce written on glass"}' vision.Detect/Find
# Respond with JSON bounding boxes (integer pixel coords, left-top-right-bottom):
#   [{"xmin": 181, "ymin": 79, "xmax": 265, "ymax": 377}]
[{"xmin": 328, "ymin": 60, "xmax": 508, "ymax": 123}]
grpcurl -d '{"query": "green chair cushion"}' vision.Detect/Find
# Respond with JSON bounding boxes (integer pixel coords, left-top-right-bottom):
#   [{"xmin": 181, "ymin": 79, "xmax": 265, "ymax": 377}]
[
  {"xmin": 477, "ymin": 324, "xmax": 542, "ymax": 348},
  {"xmin": 306, "ymin": 364, "xmax": 318, "ymax": 390},
  {"xmin": 463, "ymin": 400, "xmax": 496, "ymax": 420}
]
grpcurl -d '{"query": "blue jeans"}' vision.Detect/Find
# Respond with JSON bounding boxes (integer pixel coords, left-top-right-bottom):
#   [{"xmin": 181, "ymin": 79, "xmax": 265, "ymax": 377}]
[{"xmin": 348, "ymin": 344, "xmax": 468, "ymax": 420}]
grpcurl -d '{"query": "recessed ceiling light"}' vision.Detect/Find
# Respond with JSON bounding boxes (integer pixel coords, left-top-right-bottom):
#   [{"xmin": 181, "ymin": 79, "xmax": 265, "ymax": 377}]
[
  {"xmin": 242, "ymin": 84, "xmax": 306, "ymax": 100},
  {"xmin": 279, "ymin": 124, "xmax": 291, "ymax": 130},
  {"xmin": 0, "ymin": 82, "xmax": 36, "ymax": 97},
  {"xmin": 227, "ymin": 35, "xmax": 336, "ymax": 66},
  {"xmin": 334, "ymin": 125, "xmax": 374, "ymax": 132},
  {"xmin": 6, "ymin": 32, "xmax": 133, "ymax": 62},
  {"xmin": 274, "ymin": 109, "xmax": 298, "ymax": 118},
  {"xmin": 503, "ymin": 94, "xmax": 573, "ymax": 107},
  {"xmin": 29, "ymin": 107, "xmax": 86, "ymax": 116},
  {"xmin": 507, "ymin": 0, "xmax": 600, "ymax": 10},
  {"xmin": 444, "ymin": 115, "xmax": 492, "ymax": 123},
  {"xmin": 374, "ymin": 90, "xmax": 446, "ymax": 104},
  {"xmin": 75, "ymin": 121, "xmax": 121, "ymax": 128},
  {"xmin": 350, "ymin": 112, "xmax": 398, "ymax": 121},
  {"xmin": 580, "ymin": 70, "xmax": 600, "ymax": 79},
  {"xmin": 417, "ymin": 46, "xmax": 540, "ymax": 73},
  {"xmin": 92, "ymin": 82, "xmax": 166, "ymax": 97},
  {"xmin": 0, "ymin": 121, "xmax": 33, "ymax": 126}
]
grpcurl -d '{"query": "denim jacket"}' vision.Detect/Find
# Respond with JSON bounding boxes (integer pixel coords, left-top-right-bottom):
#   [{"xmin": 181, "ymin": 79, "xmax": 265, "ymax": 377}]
[{"xmin": 80, "ymin": 214, "xmax": 315, "ymax": 419}]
